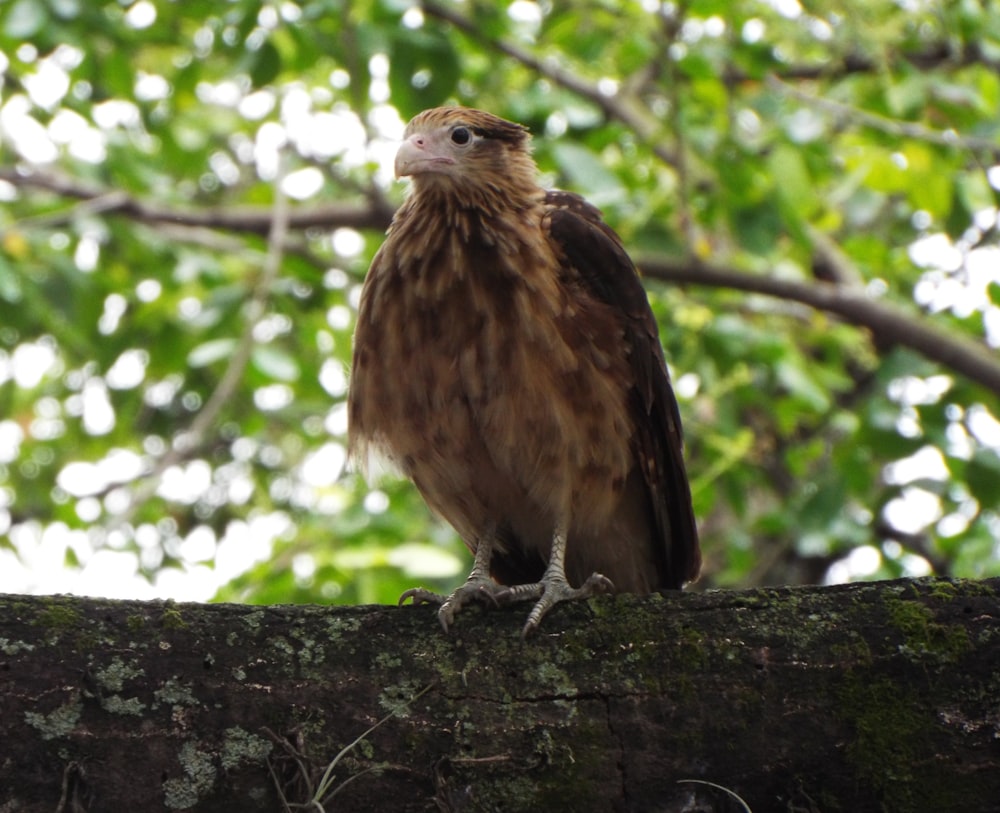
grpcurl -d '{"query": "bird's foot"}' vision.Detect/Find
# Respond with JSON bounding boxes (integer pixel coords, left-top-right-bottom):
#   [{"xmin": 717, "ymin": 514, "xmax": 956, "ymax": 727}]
[
  {"xmin": 399, "ymin": 577, "xmax": 507, "ymax": 632},
  {"xmin": 498, "ymin": 572, "xmax": 615, "ymax": 637}
]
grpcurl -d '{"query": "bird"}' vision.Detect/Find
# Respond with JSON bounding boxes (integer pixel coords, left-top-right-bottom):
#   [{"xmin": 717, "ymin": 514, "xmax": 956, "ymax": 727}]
[{"xmin": 348, "ymin": 106, "xmax": 700, "ymax": 636}]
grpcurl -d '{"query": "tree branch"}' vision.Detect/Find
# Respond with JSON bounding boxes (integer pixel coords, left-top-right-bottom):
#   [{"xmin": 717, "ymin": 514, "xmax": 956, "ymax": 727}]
[
  {"xmin": 722, "ymin": 41, "xmax": 1000, "ymax": 85},
  {"xmin": 639, "ymin": 257, "xmax": 1000, "ymax": 396},
  {"xmin": 0, "ymin": 167, "xmax": 395, "ymax": 235},
  {"xmin": 3, "ymin": 579, "xmax": 998, "ymax": 811}
]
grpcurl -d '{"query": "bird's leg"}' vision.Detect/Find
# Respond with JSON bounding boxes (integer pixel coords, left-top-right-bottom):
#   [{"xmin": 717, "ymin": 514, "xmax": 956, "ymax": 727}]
[
  {"xmin": 498, "ymin": 523, "xmax": 615, "ymax": 637},
  {"xmin": 398, "ymin": 528, "xmax": 508, "ymax": 632}
]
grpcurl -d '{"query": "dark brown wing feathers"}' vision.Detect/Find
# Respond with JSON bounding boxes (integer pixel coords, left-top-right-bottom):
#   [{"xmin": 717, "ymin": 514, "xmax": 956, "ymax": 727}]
[{"xmin": 544, "ymin": 191, "xmax": 701, "ymax": 585}]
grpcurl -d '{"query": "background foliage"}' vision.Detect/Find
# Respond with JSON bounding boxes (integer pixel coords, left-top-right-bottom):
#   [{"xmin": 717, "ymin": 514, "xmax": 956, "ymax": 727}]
[{"xmin": 1, "ymin": 0, "xmax": 998, "ymax": 606}]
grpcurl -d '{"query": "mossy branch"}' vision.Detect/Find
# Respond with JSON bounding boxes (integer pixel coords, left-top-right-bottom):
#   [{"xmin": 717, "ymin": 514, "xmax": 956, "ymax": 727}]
[{"xmin": 2, "ymin": 577, "xmax": 998, "ymax": 811}]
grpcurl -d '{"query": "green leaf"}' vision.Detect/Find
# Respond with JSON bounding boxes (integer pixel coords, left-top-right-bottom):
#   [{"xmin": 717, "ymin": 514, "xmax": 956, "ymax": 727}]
[
  {"xmin": 966, "ymin": 450, "xmax": 1000, "ymax": 506},
  {"xmin": 188, "ymin": 339, "xmax": 238, "ymax": 368},
  {"xmin": 249, "ymin": 39, "xmax": 282, "ymax": 88},
  {"xmin": 252, "ymin": 345, "xmax": 300, "ymax": 382},
  {"xmin": 3, "ymin": 0, "xmax": 48, "ymax": 38},
  {"xmin": 388, "ymin": 28, "xmax": 461, "ymax": 119},
  {"xmin": 731, "ymin": 201, "xmax": 783, "ymax": 254},
  {"xmin": 769, "ymin": 145, "xmax": 815, "ymax": 209},
  {"xmin": 99, "ymin": 49, "xmax": 137, "ymax": 100},
  {"xmin": 550, "ymin": 142, "xmax": 625, "ymax": 206},
  {"xmin": 0, "ymin": 255, "xmax": 23, "ymax": 303},
  {"xmin": 50, "ymin": 0, "xmax": 81, "ymax": 21}
]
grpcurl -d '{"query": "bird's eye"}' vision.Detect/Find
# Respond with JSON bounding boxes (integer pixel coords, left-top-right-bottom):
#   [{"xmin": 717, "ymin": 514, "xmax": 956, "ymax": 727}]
[{"xmin": 450, "ymin": 127, "xmax": 472, "ymax": 146}]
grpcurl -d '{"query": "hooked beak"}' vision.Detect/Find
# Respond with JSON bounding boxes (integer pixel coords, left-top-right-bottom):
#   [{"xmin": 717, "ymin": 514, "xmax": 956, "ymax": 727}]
[{"xmin": 394, "ymin": 134, "xmax": 456, "ymax": 178}]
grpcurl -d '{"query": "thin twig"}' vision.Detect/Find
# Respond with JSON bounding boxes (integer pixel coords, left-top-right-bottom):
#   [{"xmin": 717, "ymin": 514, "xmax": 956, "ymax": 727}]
[
  {"xmin": 312, "ymin": 683, "xmax": 435, "ymax": 803},
  {"xmin": 10, "ymin": 190, "xmax": 131, "ymax": 232},
  {"xmin": 768, "ymin": 75, "xmax": 1000, "ymax": 159},
  {"xmin": 659, "ymin": 4, "xmax": 698, "ymax": 250},
  {"xmin": 726, "ymin": 41, "xmax": 998, "ymax": 84},
  {"xmin": 677, "ymin": 779, "xmax": 753, "ymax": 812},
  {"xmin": 420, "ymin": 0, "xmax": 679, "ymax": 168}
]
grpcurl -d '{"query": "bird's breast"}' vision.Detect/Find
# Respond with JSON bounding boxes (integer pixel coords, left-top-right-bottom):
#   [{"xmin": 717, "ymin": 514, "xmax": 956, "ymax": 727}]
[{"xmin": 351, "ymin": 222, "xmax": 635, "ymax": 529}]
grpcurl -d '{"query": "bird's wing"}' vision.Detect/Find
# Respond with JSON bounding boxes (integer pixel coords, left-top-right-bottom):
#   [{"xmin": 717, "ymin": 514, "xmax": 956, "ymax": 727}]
[{"xmin": 544, "ymin": 190, "xmax": 701, "ymax": 585}]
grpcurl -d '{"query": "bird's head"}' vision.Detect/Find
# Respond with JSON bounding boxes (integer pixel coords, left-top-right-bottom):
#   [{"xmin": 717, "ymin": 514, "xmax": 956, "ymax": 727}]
[{"xmin": 394, "ymin": 107, "xmax": 538, "ymax": 203}]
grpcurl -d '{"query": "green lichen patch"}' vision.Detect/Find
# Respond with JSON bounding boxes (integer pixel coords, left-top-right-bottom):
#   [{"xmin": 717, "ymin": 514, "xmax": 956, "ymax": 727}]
[
  {"xmin": 154, "ymin": 678, "xmax": 199, "ymax": 708},
  {"xmin": 290, "ymin": 626, "xmax": 327, "ymax": 667},
  {"xmin": 674, "ymin": 626, "xmax": 710, "ymax": 672},
  {"xmin": 322, "ymin": 613, "xmax": 363, "ymax": 640},
  {"xmin": 829, "ymin": 635, "xmax": 873, "ymax": 670},
  {"xmin": 378, "ymin": 679, "xmax": 427, "ymax": 717},
  {"xmin": 373, "ymin": 651, "xmax": 403, "ymax": 670},
  {"xmin": 101, "ymin": 695, "xmax": 146, "ymax": 716},
  {"xmin": 238, "ymin": 609, "xmax": 267, "ymax": 633},
  {"xmin": 24, "ymin": 696, "xmax": 83, "ymax": 740},
  {"xmin": 93, "ymin": 656, "xmax": 144, "ymax": 693},
  {"xmin": 0, "ymin": 637, "xmax": 34, "ymax": 655},
  {"xmin": 529, "ymin": 661, "xmax": 577, "ymax": 699},
  {"xmin": 923, "ymin": 577, "xmax": 996, "ymax": 599},
  {"xmin": 163, "ymin": 741, "xmax": 217, "ymax": 810},
  {"xmin": 220, "ymin": 727, "xmax": 273, "ymax": 770}
]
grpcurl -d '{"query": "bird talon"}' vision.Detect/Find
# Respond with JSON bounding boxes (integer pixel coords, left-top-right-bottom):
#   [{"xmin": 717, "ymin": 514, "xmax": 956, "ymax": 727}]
[
  {"xmin": 582, "ymin": 573, "xmax": 616, "ymax": 595},
  {"xmin": 401, "ymin": 576, "xmax": 509, "ymax": 630},
  {"xmin": 518, "ymin": 571, "xmax": 615, "ymax": 636},
  {"xmin": 398, "ymin": 588, "xmax": 446, "ymax": 607},
  {"xmin": 437, "ymin": 604, "xmax": 456, "ymax": 633}
]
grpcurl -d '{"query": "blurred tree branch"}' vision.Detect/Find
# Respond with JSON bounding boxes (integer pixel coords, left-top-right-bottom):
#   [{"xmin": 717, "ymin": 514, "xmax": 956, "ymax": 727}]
[
  {"xmin": 0, "ymin": 167, "xmax": 395, "ymax": 235},
  {"xmin": 723, "ymin": 40, "xmax": 1000, "ymax": 84},
  {"xmin": 639, "ymin": 256, "xmax": 1000, "ymax": 397}
]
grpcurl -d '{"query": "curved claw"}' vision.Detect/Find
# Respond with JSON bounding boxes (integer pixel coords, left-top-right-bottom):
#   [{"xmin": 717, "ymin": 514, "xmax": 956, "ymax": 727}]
[
  {"xmin": 400, "ymin": 580, "xmax": 507, "ymax": 632},
  {"xmin": 520, "ymin": 572, "xmax": 615, "ymax": 638},
  {"xmin": 398, "ymin": 587, "xmax": 446, "ymax": 607},
  {"xmin": 437, "ymin": 581, "xmax": 508, "ymax": 631}
]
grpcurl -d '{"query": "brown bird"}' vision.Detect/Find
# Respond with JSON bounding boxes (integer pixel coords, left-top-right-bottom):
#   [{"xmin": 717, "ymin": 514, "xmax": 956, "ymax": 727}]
[{"xmin": 348, "ymin": 107, "xmax": 700, "ymax": 635}]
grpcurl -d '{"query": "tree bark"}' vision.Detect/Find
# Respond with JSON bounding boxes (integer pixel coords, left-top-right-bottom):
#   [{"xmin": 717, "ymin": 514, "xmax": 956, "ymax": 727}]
[{"xmin": 1, "ymin": 577, "xmax": 997, "ymax": 812}]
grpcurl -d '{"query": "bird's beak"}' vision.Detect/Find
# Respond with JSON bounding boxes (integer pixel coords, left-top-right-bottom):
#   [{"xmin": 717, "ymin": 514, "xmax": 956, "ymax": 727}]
[{"xmin": 394, "ymin": 134, "xmax": 455, "ymax": 178}]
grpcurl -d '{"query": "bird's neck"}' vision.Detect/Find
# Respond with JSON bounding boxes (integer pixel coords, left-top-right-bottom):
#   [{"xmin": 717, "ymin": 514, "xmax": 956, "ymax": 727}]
[
  {"xmin": 396, "ymin": 179, "xmax": 545, "ymax": 250},
  {"xmin": 412, "ymin": 170, "xmax": 541, "ymax": 214}
]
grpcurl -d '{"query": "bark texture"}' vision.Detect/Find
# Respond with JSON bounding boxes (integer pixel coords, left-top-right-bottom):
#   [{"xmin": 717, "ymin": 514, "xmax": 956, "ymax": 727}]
[{"xmin": 1, "ymin": 577, "xmax": 998, "ymax": 812}]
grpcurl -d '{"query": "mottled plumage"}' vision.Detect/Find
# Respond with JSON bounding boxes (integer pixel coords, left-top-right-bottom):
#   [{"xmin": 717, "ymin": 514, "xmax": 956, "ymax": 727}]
[{"xmin": 348, "ymin": 107, "xmax": 699, "ymax": 634}]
